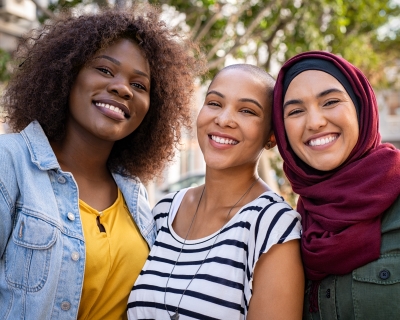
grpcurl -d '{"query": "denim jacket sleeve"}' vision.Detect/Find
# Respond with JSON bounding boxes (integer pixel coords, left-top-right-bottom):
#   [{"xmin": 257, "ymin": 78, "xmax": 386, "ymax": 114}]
[{"xmin": 0, "ymin": 135, "xmax": 20, "ymax": 258}]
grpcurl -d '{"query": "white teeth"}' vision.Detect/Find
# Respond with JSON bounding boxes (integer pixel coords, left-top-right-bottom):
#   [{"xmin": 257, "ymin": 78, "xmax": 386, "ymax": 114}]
[
  {"xmin": 95, "ymin": 102, "xmax": 125, "ymax": 115},
  {"xmin": 211, "ymin": 135, "xmax": 238, "ymax": 145},
  {"xmin": 309, "ymin": 135, "xmax": 337, "ymax": 147}
]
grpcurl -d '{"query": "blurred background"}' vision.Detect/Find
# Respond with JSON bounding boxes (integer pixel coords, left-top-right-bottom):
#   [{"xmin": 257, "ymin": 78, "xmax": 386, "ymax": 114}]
[{"xmin": 1, "ymin": 0, "xmax": 400, "ymax": 207}]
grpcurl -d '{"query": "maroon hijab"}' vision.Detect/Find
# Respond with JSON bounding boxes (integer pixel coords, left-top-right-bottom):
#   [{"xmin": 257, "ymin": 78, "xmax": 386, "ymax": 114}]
[{"xmin": 272, "ymin": 51, "xmax": 400, "ymax": 281}]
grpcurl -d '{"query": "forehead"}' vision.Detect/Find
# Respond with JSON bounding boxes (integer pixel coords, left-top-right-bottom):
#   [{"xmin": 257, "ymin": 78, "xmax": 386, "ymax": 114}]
[
  {"xmin": 93, "ymin": 39, "xmax": 150, "ymax": 71},
  {"xmin": 211, "ymin": 69, "xmax": 268, "ymax": 94},
  {"xmin": 285, "ymin": 70, "xmax": 345, "ymax": 98}
]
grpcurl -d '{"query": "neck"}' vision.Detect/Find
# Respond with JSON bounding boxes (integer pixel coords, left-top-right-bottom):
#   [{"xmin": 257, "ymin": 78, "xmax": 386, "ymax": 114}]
[
  {"xmin": 201, "ymin": 165, "xmax": 265, "ymax": 210},
  {"xmin": 50, "ymin": 124, "xmax": 113, "ymax": 180}
]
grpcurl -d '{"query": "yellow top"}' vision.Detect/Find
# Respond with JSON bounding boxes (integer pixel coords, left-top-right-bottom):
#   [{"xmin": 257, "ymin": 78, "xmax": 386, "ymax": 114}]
[{"xmin": 78, "ymin": 189, "xmax": 149, "ymax": 320}]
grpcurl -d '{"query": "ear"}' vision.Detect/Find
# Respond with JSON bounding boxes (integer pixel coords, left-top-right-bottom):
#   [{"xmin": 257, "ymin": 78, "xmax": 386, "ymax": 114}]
[{"xmin": 265, "ymin": 132, "xmax": 277, "ymax": 150}]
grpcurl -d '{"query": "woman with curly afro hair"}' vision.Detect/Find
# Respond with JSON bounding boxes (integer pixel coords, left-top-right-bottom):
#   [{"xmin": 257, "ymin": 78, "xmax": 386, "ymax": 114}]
[{"xmin": 0, "ymin": 4, "xmax": 206, "ymax": 320}]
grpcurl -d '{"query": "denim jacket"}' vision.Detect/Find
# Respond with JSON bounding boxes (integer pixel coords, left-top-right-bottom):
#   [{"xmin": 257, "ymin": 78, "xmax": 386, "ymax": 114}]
[{"xmin": 0, "ymin": 121, "xmax": 156, "ymax": 320}]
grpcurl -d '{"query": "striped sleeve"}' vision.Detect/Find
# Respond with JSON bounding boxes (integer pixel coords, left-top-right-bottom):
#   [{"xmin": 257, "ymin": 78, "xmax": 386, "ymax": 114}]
[
  {"xmin": 246, "ymin": 194, "xmax": 301, "ymax": 290},
  {"xmin": 151, "ymin": 192, "xmax": 177, "ymax": 232}
]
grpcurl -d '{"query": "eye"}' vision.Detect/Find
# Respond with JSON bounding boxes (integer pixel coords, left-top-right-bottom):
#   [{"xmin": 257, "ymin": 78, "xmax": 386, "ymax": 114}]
[
  {"xmin": 286, "ymin": 108, "xmax": 303, "ymax": 117},
  {"xmin": 131, "ymin": 82, "xmax": 146, "ymax": 91},
  {"xmin": 240, "ymin": 109, "xmax": 256, "ymax": 115},
  {"xmin": 96, "ymin": 67, "xmax": 112, "ymax": 76},
  {"xmin": 324, "ymin": 99, "xmax": 340, "ymax": 107},
  {"xmin": 207, "ymin": 101, "xmax": 221, "ymax": 107}
]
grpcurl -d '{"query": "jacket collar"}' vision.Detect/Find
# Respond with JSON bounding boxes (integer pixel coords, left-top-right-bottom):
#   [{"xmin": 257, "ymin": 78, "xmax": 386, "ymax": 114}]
[{"xmin": 20, "ymin": 121, "xmax": 60, "ymax": 171}]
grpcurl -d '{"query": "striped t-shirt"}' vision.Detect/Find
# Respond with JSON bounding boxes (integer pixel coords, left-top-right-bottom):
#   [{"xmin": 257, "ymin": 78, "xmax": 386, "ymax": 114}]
[{"xmin": 127, "ymin": 188, "xmax": 301, "ymax": 320}]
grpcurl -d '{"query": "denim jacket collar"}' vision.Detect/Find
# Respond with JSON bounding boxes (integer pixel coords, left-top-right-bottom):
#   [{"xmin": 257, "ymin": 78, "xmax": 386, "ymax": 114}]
[
  {"xmin": 21, "ymin": 120, "xmax": 60, "ymax": 171},
  {"xmin": 20, "ymin": 120, "xmax": 155, "ymax": 245}
]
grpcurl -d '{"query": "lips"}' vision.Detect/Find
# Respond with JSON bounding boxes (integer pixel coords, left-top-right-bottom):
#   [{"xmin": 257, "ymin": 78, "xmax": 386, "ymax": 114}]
[
  {"xmin": 209, "ymin": 134, "xmax": 239, "ymax": 145},
  {"xmin": 307, "ymin": 134, "xmax": 339, "ymax": 147},
  {"xmin": 94, "ymin": 99, "xmax": 130, "ymax": 118}
]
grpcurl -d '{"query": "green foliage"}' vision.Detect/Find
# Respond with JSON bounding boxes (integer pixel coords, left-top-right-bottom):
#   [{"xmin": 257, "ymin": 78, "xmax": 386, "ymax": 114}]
[
  {"xmin": 43, "ymin": 0, "xmax": 399, "ymax": 84},
  {"xmin": 0, "ymin": 49, "xmax": 11, "ymax": 83},
  {"xmin": 145, "ymin": 0, "xmax": 400, "ymax": 88}
]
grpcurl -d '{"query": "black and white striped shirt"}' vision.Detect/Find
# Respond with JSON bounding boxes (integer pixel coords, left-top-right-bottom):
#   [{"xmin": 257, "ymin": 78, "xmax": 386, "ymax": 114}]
[{"xmin": 127, "ymin": 188, "xmax": 301, "ymax": 320}]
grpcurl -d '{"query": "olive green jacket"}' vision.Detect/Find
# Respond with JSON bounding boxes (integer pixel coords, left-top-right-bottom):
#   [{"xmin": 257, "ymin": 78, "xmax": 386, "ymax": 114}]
[{"xmin": 304, "ymin": 196, "xmax": 400, "ymax": 320}]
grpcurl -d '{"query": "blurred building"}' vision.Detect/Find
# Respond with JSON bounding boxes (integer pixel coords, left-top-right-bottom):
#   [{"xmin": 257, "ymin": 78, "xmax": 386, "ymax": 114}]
[
  {"xmin": 377, "ymin": 90, "xmax": 400, "ymax": 149},
  {"xmin": 0, "ymin": 0, "xmax": 38, "ymax": 51}
]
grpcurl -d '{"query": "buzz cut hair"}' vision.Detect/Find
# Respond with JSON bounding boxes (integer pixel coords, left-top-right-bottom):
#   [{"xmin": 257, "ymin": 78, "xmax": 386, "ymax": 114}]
[{"xmin": 210, "ymin": 64, "xmax": 276, "ymax": 100}]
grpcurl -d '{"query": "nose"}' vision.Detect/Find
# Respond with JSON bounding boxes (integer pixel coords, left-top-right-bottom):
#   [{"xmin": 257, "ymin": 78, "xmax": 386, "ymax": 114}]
[
  {"xmin": 214, "ymin": 106, "xmax": 237, "ymax": 128},
  {"xmin": 306, "ymin": 108, "xmax": 327, "ymax": 131},
  {"xmin": 107, "ymin": 76, "xmax": 133, "ymax": 100}
]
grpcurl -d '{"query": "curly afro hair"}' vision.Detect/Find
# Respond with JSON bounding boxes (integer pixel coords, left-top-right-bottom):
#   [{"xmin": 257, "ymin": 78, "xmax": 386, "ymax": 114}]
[{"xmin": 3, "ymin": 5, "xmax": 207, "ymax": 182}]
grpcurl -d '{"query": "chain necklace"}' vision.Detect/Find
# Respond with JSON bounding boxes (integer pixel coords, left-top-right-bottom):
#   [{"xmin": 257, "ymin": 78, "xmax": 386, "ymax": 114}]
[{"xmin": 164, "ymin": 177, "xmax": 260, "ymax": 320}]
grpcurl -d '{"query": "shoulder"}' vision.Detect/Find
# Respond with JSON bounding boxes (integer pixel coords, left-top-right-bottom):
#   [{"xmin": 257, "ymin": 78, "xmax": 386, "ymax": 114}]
[
  {"xmin": 0, "ymin": 133, "xmax": 27, "ymax": 209},
  {"xmin": 382, "ymin": 195, "xmax": 400, "ymax": 234},
  {"xmin": 243, "ymin": 191, "xmax": 302, "ymax": 242},
  {"xmin": 0, "ymin": 132, "xmax": 29, "ymax": 171},
  {"xmin": 152, "ymin": 191, "xmax": 180, "ymax": 219},
  {"xmin": 243, "ymin": 191, "xmax": 301, "ymax": 222},
  {"xmin": 0, "ymin": 132, "xmax": 26, "ymax": 152}
]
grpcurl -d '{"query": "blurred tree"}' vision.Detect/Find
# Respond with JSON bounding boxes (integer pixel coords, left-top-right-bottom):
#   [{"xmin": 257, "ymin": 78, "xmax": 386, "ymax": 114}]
[
  {"xmin": 0, "ymin": 49, "xmax": 11, "ymax": 83},
  {"xmin": 143, "ymin": 0, "xmax": 400, "ymax": 87},
  {"xmin": 4, "ymin": 0, "xmax": 398, "ymax": 86}
]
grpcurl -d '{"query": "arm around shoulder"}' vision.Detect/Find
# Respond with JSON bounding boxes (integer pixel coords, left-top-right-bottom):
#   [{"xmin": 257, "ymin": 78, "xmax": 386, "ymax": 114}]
[{"xmin": 247, "ymin": 239, "xmax": 304, "ymax": 320}]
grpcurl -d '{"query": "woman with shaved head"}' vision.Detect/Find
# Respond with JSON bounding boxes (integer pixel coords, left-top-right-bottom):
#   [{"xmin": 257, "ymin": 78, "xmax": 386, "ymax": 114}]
[{"xmin": 128, "ymin": 64, "xmax": 304, "ymax": 320}]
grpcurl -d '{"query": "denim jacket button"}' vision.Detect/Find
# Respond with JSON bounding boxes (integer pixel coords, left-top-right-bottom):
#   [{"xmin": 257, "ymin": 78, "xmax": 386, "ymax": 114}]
[
  {"xmin": 57, "ymin": 176, "xmax": 66, "ymax": 184},
  {"xmin": 379, "ymin": 269, "xmax": 391, "ymax": 280},
  {"xmin": 67, "ymin": 212, "xmax": 75, "ymax": 221},
  {"xmin": 71, "ymin": 252, "xmax": 80, "ymax": 261},
  {"xmin": 61, "ymin": 301, "xmax": 71, "ymax": 310}
]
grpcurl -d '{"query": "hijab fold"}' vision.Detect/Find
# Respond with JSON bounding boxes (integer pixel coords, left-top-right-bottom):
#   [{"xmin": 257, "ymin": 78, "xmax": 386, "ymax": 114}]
[{"xmin": 272, "ymin": 51, "xmax": 400, "ymax": 281}]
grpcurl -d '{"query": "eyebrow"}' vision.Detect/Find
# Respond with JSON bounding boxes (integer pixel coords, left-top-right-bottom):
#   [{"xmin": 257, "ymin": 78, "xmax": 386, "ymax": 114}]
[
  {"xmin": 206, "ymin": 90, "xmax": 263, "ymax": 110},
  {"xmin": 95, "ymin": 55, "xmax": 120, "ymax": 65},
  {"xmin": 317, "ymin": 88, "xmax": 345, "ymax": 98},
  {"xmin": 283, "ymin": 87, "xmax": 346, "ymax": 109},
  {"xmin": 94, "ymin": 55, "xmax": 150, "ymax": 80}
]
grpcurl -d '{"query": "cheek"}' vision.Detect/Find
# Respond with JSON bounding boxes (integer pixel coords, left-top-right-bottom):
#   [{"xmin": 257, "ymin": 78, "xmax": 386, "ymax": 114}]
[
  {"xmin": 254, "ymin": 120, "xmax": 271, "ymax": 147},
  {"xmin": 140, "ymin": 99, "xmax": 150, "ymax": 117},
  {"xmin": 196, "ymin": 107, "xmax": 208, "ymax": 132},
  {"xmin": 284, "ymin": 119, "xmax": 299, "ymax": 146},
  {"xmin": 347, "ymin": 122, "xmax": 360, "ymax": 151}
]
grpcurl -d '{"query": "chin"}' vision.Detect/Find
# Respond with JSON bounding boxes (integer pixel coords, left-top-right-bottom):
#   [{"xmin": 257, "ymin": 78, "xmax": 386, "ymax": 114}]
[
  {"xmin": 205, "ymin": 160, "xmax": 231, "ymax": 170},
  {"xmin": 309, "ymin": 161, "xmax": 343, "ymax": 172}
]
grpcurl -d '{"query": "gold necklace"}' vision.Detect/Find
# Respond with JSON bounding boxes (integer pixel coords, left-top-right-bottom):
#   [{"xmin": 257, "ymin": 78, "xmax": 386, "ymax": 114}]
[{"xmin": 164, "ymin": 177, "xmax": 260, "ymax": 320}]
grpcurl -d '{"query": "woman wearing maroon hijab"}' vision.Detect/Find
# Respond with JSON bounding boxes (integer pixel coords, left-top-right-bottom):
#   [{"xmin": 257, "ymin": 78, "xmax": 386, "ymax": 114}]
[{"xmin": 272, "ymin": 51, "xmax": 400, "ymax": 319}]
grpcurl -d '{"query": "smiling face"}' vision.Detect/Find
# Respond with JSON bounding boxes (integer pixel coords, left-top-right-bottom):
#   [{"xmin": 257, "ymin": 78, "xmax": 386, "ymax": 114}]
[
  {"xmin": 283, "ymin": 70, "xmax": 359, "ymax": 171},
  {"xmin": 68, "ymin": 38, "xmax": 151, "ymax": 144},
  {"xmin": 196, "ymin": 68, "xmax": 275, "ymax": 172}
]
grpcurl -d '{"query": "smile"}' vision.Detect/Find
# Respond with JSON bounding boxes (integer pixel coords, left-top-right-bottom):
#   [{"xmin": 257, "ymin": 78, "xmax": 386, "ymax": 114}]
[
  {"xmin": 95, "ymin": 102, "xmax": 125, "ymax": 117},
  {"xmin": 308, "ymin": 134, "xmax": 338, "ymax": 147},
  {"xmin": 210, "ymin": 135, "xmax": 238, "ymax": 145}
]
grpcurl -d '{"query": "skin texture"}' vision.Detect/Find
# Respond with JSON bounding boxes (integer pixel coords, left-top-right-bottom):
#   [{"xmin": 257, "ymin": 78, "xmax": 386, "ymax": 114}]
[
  {"xmin": 283, "ymin": 70, "xmax": 359, "ymax": 171},
  {"xmin": 172, "ymin": 67, "xmax": 304, "ymax": 319}
]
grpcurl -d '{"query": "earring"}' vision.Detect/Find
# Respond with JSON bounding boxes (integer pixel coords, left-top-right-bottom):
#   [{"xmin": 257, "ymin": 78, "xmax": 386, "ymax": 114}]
[{"xmin": 266, "ymin": 141, "xmax": 272, "ymax": 149}]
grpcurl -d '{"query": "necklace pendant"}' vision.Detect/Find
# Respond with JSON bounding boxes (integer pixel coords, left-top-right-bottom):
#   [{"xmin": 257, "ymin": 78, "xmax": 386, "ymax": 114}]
[{"xmin": 171, "ymin": 311, "xmax": 179, "ymax": 320}]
